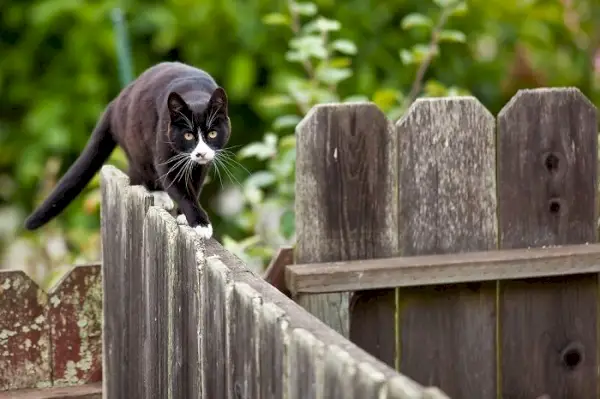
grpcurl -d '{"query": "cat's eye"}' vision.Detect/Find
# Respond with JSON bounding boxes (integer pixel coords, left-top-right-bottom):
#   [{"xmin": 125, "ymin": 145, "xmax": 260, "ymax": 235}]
[
  {"xmin": 207, "ymin": 131, "xmax": 218, "ymax": 139},
  {"xmin": 184, "ymin": 132, "xmax": 194, "ymax": 141}
]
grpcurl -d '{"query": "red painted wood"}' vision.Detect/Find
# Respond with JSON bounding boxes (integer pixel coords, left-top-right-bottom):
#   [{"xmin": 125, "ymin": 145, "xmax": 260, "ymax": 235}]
[{"xmin": 0, "ymin": 271, "xmax": 51, "ymax": 390}]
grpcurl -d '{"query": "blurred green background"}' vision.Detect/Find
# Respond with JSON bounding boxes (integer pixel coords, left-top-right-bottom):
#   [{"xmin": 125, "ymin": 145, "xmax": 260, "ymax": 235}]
[{"xmin": 1, "ymin": 0, "xmax": 599, "ymax": 289}]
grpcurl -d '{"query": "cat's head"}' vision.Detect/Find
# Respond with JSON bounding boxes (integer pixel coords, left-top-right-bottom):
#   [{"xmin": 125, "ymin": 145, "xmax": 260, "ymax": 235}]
[{"xmin": 166, "ymin": 87, "xmax": 230, "ymax": 165}]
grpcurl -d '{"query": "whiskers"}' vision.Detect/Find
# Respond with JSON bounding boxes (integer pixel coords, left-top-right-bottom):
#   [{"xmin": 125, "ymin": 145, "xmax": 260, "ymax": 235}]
[
  {"xmin": 157, "ymin": 152, "xmax": 195, "ymax": 191},
  {"xmin": 211, "ymin": 147, "xmax": 250, "ymax": 188}
]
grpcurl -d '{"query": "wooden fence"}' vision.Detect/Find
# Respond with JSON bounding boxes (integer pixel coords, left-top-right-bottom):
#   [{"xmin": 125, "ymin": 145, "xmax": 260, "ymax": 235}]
[
  {"xmin": 99, "ymin": 165, "xmax": 447, "ymax": 398},
  {"xmin": 0, "ymin": 264, "xmax": 102, "ymax": 397},
  {"xmin": 286, "ymin": 87, "xmax": 600, "ymax": 398}
]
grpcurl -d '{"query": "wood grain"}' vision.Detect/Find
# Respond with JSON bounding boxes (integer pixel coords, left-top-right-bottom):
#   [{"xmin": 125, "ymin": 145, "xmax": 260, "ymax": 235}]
[
  {"xmin": 497, "ymin": 88, "xmax": 598, "ymax": 398},
  {"xmin": 288, "ymin": 328, "xmax": 322, "ymax": 399},
  {"xmin": 230, "ymin": 282, "xmax": 262, "ymax": 399},
  {"xmin": 396, "ymin": 97, "xmax": 498, "ymax": 398},
  {"xmin": 203, "ymin": 251, "xmax": 233, "ymax": 399},
  {"xmin": 173, "ymin": 226, "xmax": 203, "ymax": 398},
  {"xmin": 295, "ymin": 102, "xmax": 398, "ymax": 365},
  {"xmin": 99, "ymin": 165, "xmax": 129, "ymax": 398},
  {"xmin": 0, "ymin": 382, "xmax": 102, "ymax": 398},
  {"xmin": 258, "ymin": 303, "xmax": 288, "ymax": 399},
  {"xmin": 124, "ymin": 185, "xmax": 153, "ymax": 397},
  {"xmin": 263, "ymin": 246, "xmax": 294, "ymax": 298},
  {"xmin": 142, "ymin": 207, "xmax": 179, "ymax": 399},
  {"xmin": 286, "ymin": 243, "xmax": 600, "ymax": 293}
]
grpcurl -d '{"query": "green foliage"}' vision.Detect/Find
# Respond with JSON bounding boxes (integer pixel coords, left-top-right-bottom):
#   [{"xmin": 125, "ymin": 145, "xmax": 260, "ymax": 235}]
[{"xmin": 1, "ymin": 0, "xmax": 599, "ymax": 282}]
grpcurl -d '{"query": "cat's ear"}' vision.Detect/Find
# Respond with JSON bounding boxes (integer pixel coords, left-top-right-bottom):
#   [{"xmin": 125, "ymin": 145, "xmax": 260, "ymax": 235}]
[
  {"xmin": 167, "ymin": 92, "xmax": 191, "ymax": 120},
  {"xmin": 206, "ymin": 87, "xmax": 228, "ymax": 115}
]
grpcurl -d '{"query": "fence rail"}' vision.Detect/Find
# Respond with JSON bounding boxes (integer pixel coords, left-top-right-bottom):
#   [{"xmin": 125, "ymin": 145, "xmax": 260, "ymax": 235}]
[
  {"xmin": 100, "ymin": 165, "xmax": 447, "ymax": 398},
  {"xmin": 290, "ymin": 87, "xmax": 599, "ymax": 398}
]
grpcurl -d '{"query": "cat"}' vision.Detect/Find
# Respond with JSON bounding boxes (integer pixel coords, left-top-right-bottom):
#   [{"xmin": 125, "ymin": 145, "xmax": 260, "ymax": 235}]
[{"xmin": 24, "ymin": 61, "xmax": 231, "ymax": 239}]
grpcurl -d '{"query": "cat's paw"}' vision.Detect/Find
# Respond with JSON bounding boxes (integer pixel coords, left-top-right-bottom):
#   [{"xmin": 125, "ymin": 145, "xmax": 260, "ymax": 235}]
[
  {"xmin": 176, "ymin": 214, "xmax": 188, "ymax": 225},
  {"xmin": 150, "ymin": 191, "xmax": 175, "ymax": 211},
  {"xmin": 193, "ymin": 224, "xmax": 213, "ymax": 240}
]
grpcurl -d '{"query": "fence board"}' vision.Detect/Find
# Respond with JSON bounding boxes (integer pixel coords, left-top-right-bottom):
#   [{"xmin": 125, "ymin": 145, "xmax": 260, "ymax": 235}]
[
  {"xmin": 203, "ymin": 253, "xmax": 233, "ymax": 399},
  {"xmin": 258, "ymin": 303, "xmax": 289, "ymax": 399},
  {"xmin": 0, "ymin": 271, "xmax": 50, "ymax": 390},
  {"xmin": 497, "ymin": 87, "xmax": 598, "ymax": 398},
  {"xmin": 125, "ymin": 186, "xmax": 153, "ymax": 397},
  {"xmin": 142, "ymin": 207, "xmax": 179, "ymax": 399},
  {"xmin": 295, "ymin": 103, "xmax": 398, "ymax": 366},
  {"xmin": 48, "ymin": 265, "xmax": 102, "ymax": 386},
  {"xmin": 289, "ymin": 329, "xmax": 323, "ymax": 399},
  {"xmin": 99, "ymin": 166, "xmax": 129, "ymax": 398},
  {"xmin": 396, "ymin": 97, "xmax": 498, "ymax": 398},
  {"xmin": 174, "ymin": 226, "xmax": 203, "ymax": 398},
  {"xmin": 230, "ymin": 282, "xmax": 262, "ymax": 399}
]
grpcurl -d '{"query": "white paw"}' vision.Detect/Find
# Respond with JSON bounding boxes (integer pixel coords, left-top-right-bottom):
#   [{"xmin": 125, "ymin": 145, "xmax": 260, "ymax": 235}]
[
  {"xmin": 194, "ymin": 224, "xmax": 213, "ymax": 240},
  {"xmin": 176, "ymin": 214, "xmax": 188, "ymax": 225},
  {"xmin": 150, "ymin": 191, "xmax": 175, "ymax": 211}
]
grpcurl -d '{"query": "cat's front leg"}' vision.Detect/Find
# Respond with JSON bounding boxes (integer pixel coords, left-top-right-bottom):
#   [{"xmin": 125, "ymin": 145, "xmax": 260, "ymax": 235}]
[{"xmin": 165, "ymin": 187, "xmax": 212, "ymax": 239}]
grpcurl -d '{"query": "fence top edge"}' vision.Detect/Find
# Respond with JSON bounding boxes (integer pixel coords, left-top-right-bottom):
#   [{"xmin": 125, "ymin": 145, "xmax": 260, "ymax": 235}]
[
  {"xmin": 498, "ymin": 86, "xmax": 596, "ymax": 120},
  {"xmin": 397, "ymin": 95, "xmax": 493, "ymax": 128},
  {"xmin": 0, "ymin": 269, "xmax": 46, "ymax": 295}
]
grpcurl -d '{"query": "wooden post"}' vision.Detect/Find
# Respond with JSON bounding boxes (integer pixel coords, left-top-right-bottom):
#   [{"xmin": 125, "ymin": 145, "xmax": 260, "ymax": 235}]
[
  {"xmin": 396, "ymin": 98, "xmax": 498, "ymax": 397},
  {"xmin": 294, "ymin": 103, "xmax": 398, "ymax": 366},
  {"xmin": 497, "ymin": 88, "xmax": 598, "ymax": 397}
]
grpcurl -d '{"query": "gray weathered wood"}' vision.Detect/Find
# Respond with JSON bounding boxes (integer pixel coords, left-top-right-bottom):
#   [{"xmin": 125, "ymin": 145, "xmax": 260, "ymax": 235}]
[
  {"xmin": 396, "ymin": 97, "xmax": 497, "ymax": 398},
  {"xmin": 263, "ymin": 246, "xmax": 294, "ymax": 298},
  {"xmin": 497, "ymin": 87, "xmax": 598, "ymax": 398},
  {"xmin": 295, "ymin": 102, "xmax": 398, "ymax": 366},
  {"xmin": 125, "ymin": 185, "xmax": 153, "ymax": 398},
  {"xmin": 203, "ymin": 251, "xmax": 233, "ymax": 399},
  {"xmin": 259, "ymin": 303, "xmax": 289, "ymax": 399},
  {"xmin": 230, "ymin": 282, "xmax": 262, "ymax": 399},
  {"xmin": 288, "ymin": 329, "xmax": 323, "ymax": 399},
  {"xmin": 286, "ymin": 243, "xmax": 600, "ymax": 293},
  {"xmin": 172, "ymin": 226, "xmax": 203, "ymax": 399},
  {"xmin": 142, "ymin": 207, "xmax": 179, "ymax": 399},
  {"xmin": 100, "ymin": 165, "xmax": 130, "ymax": 398}
]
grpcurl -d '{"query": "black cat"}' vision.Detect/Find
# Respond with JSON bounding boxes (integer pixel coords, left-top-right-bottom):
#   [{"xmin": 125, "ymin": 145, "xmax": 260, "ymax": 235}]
[{"xmin": 24, "ymin": 61, "xmax": 231, "ymax": 239}]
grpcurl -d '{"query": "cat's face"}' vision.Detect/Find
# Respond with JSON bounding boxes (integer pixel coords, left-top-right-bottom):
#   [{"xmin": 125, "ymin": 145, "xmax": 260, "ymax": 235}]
[{"xmin": 167, "ymin": 88, "xmax": 230, "ymax": 165}]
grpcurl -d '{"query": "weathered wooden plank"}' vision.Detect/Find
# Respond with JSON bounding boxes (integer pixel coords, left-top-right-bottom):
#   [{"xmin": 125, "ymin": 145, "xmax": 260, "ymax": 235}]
[
  {"xmin": 295, "ymin": 102, "xmax": 398, "ymax": 367},
  {"xmin": 203, "ymin": 251, "xmax": 233, "ymax": 399},
  {"xmin": 497, "ymin": 87, "xmax": 598, "ymax": 397},
  {"xmin": 258, "ymin": 303, "xmax": 289, "ymax": 399},
  {"xmin": 99, "ymin": 165, "xmax": 129, "ymax": 398},
  {"xmin": 229, "ymin": 282, "xmax": 262, "ymax": 399},
  {"xmin": 142, "ymin": 207, "xmax": 179, "ymax": 399},
  {"xmin": 0, "ymin": 271, "xmax": 50, "ymax": 390},
  {"xmin": 173, "ymin": 226, "xmax": 203, "ymax": 399},
  {"xmin": 286, "ymin": 243, "xmax": 600, "ymax": 293},
  {"xmin": 396, "ymin": 97, "xmax": 497, "ymax": 398},
  {"xmin": 0, "ymin": 382, "xmax": 102, "ymax": 398},
  {"xmin": 288, "ymin": 329, "xmax": 323, "ymax": 399},
  {"xmin": 263, "ymin": 246, "xmax": 294, "ymax": 298},
  {"xmin": 322, "ymin": 345, "xmax": 356, "ymax": 399},
  {"xmin": 48, "ymin": 264, "xmax": 102, "ymax": 386},
  {"xmin": 124, "ymin": 185, "xmax": 153, "ymax": 397}
]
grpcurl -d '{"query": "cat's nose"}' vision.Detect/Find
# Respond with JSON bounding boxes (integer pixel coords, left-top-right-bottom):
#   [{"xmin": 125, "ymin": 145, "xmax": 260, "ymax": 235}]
[{"xmin": 195, "ymin": 152, "xmax": 206, "ymax": 158}]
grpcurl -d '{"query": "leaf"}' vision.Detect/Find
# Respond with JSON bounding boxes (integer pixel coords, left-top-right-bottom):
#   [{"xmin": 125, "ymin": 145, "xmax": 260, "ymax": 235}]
[
  {"xmin": 437, "ymin": 30, "xmax": 467, "ymax": 43},
  {"xmin": 316, "ymin": 67, "xmax": 353, "ymax": 85},
  {"xmin": 330, "ymin": 39, "xmax": 357, "ymax": 55},
  {"xmin": 433, "ymin": 0, "xmax": 461, "ymax": 8},
  {"xmin": 245, "ymin": 171, "xmax": 277, "ymax": 188},
  {"xmin": 304, "ymin": 17, "xmax": 341, "ymax": 33},
  {"xmin": 262, "ymin": 13, "xmax": 290, "ymax": 26},
  {"xmin": 400, "ymin": 13, "xmax": 433, "ymax": 30},
  {"xmin": 291, "ymin": 2, "xmax": 318, "ymax": 16},
  {"xmin": 238, "ymin": 142, "xmax": 274, "ymax": 160},
  {"xmin": 399, "ymin": 49, "xmax": 415, "ymax": 65},
  {"xmin": 372, "ymin": 88, "xmax": 401, "ymax": 111},
  {"xmin": 449, "ymin": 2, "xmax": 468, "ymax": 16},
  {"xmin": 273, "ymin": 114, "xmax": 302, "ymax": 130}
]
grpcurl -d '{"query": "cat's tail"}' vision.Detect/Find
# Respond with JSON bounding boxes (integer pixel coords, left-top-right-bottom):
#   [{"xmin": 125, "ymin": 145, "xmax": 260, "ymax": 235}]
[{"xmin": 24, "ymin": 103, "xmax": 117, "ymax": 230}]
